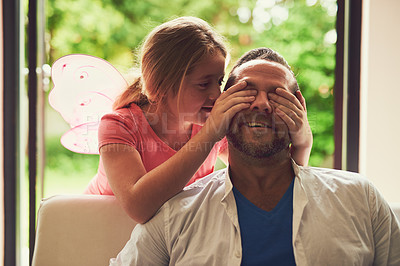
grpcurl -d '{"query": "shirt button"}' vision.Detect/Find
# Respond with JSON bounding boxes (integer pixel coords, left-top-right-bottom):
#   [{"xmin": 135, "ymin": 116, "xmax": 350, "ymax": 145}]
[{"xmin": 235, "ymin": 250, "xmax": 241, "ymax": 258}]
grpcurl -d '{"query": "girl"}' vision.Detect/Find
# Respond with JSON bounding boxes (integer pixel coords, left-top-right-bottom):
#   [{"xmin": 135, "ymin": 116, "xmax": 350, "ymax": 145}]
[{"xmin": 85, "ymin": 16, "xmax": 312, "ymax": 223}]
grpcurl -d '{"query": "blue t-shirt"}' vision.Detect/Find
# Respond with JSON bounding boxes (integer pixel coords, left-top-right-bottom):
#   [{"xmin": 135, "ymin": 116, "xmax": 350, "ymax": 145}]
[{"xmin": 233, "ymin": 178, "xmax": 296, "ymax": 266}]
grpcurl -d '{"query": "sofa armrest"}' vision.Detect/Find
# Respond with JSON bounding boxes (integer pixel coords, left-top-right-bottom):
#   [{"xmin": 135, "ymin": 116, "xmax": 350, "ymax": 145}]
[{"xmin": 32, "ymin": 194, "xmax": 136, "ymax": 266}]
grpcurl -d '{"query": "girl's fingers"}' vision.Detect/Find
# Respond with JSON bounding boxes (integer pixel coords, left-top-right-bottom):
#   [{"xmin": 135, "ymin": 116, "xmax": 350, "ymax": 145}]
[
  {"xmin": 270, "ymin": 97, "xmax": 302, "ymax": 118},
  {"xmin": 219, "ymin": 81, "xmax": 248, "ymax": 100},
  {"xmin": 275, "ymin": 108, "xmax": 297, "ymax": 129},
  {"xmin": 296, "ymin": 90, "xmax": 307, "ymax": 111},
  {"xmin": 224, "ymin": 102, "xmax": 251, "ymax": 118},
  {"xmin": 269, "ymin": 88, "xmax": 303, "ymax": 111},
  {"xmin": 215, "ymin": 86, "xmax": 256, "ymax": 113},
  {"xmin": 225, "ymin": 89, "xmax": 257, "ymax": 99},
  {"xmin": 218, "ymin": 95, "xmax": 254, "ymax": 112},
  {"xmin": 210, "ymin": 91, "xmax": 254, "ymax": 128},
  {"xmin": 270, "ymin": 96, "xmax": 302, "ymax": 115},
  {"xmin": 274, "ymin": 104, "xmax": 302, "ymax": 127}
]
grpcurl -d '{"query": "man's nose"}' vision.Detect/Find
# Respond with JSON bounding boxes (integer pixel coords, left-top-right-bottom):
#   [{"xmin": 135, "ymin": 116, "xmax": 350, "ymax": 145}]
[{"xmin": 249, "ymin": 91, "xmax": 273, "ymax": 113}]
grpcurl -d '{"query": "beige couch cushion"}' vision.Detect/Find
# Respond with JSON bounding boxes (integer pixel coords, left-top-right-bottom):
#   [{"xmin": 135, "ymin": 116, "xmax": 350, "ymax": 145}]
[{"xmin": 32, "ymin": 194, "xmax": 136, "ymax": 266}]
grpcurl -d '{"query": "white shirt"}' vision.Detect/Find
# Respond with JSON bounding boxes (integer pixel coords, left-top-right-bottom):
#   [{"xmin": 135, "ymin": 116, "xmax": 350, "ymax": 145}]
[{"xmin": 110, "ymin": 161, "xmax": 400, "ymax": 266}]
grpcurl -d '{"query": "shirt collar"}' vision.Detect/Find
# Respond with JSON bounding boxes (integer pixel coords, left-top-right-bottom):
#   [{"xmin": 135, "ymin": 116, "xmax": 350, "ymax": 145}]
[
  {"xmin": 222, "ymin": 158, "xmax": 303, "ymax": 201},
  {"xmin": 291, "ymin": 158, "xmax": 302, "ymax": 180},
  {"xmin": 222, "ymin": 166, "xmax": 234, "ymax": 202}
]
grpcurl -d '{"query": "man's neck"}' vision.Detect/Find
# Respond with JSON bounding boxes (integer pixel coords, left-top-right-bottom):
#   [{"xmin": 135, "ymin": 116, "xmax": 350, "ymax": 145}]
[{"xmin": 228, "ymin": 147, "xmax": 295, "ymax": 211}]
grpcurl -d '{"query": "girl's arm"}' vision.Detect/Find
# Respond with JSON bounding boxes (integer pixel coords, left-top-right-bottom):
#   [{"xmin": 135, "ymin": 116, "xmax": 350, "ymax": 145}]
[
  {"xmin": 268, "ymin": 88, "xmax": 313, "ymax": 166},
  {"xmin": 102, "ymin": 81, "xmax": 256, "ymax": 224}
]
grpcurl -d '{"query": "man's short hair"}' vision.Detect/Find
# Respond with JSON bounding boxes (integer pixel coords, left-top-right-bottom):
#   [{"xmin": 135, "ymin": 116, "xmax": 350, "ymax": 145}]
[{"xmin": 224, "ymin": 47, "xmax": 299, "ymax": 93}]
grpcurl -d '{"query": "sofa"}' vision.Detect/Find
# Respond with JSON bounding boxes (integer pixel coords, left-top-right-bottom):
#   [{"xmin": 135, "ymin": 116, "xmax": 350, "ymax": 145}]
[
  {"xmin": 32, "ymin": 195, "xmax": 136, "ymax": 266},
  {"xmin": 32, "ymin": 194, "xmax": 400, "ymax": 266}
]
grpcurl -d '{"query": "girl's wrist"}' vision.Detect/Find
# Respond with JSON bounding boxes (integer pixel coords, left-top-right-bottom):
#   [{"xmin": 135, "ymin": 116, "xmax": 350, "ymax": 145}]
[{"xmin": 195, "ymin": 121, "xmax": 220, "ymax": 144}]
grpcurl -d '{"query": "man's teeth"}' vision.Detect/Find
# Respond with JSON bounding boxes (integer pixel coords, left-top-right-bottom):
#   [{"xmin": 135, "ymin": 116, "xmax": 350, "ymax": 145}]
[{"xmin": 246, "ymin": 122, "xmax": 268, "ymax": 128}]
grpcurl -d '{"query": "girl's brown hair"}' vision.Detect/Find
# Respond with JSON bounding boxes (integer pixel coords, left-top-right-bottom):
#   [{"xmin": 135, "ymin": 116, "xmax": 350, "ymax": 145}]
[{"xmin": 113, "ymin": 16, "xmax": 228, "ymax": 110}]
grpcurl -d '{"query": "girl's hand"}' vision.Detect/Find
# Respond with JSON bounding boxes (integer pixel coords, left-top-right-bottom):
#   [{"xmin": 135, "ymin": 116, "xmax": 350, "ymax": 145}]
[
  {"xmin": 203, "ymin": 81, "xmax": 256, "ymax": 141},
  {"xmin": 268, "ymin": 88, "xmax": 313, "ymax": 165}
]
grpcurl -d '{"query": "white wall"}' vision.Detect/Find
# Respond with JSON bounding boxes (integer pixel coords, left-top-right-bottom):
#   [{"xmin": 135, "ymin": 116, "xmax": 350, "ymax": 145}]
[{"xmin": 360, "ymin": 0, "xmax": 400, "ymax": 202}]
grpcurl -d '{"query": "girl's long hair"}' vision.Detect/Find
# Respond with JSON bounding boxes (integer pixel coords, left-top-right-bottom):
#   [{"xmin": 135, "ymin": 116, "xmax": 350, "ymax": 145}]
[{"xmin": 113, "ymin": 16, "xmax": 228, "ymax": 111}]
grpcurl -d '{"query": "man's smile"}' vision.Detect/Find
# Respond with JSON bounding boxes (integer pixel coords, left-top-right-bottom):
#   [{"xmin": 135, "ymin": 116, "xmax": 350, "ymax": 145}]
[
  {"xmin": 233, "ymin": 111, "xmax": 276, "ymax": 132},
  {"xmin": 244, "ymin": 121, "xmax": 272, "ymax": 129}
]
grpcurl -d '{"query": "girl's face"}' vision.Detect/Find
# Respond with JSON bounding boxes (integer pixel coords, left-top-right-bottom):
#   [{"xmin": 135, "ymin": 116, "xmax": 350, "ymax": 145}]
[{"xmin": 167, "ymin": 51, "xmax": 226, "ymax": 126}]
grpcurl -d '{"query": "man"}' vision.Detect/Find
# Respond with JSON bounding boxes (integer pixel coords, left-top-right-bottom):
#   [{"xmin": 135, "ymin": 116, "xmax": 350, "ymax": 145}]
[{"xmin": 110, "ymin": 48, "xmax": 400, "ymax": 265}]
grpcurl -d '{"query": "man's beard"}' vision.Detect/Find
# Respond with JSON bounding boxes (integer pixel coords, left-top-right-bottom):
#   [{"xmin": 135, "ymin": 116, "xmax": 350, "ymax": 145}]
[{"xmin": 226, "ymin": 123, "xmax": 290, "ymax": 159}]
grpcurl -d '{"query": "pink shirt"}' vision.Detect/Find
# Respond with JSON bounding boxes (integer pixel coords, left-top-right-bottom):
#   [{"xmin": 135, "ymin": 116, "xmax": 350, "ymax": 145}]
[{"xmin": 84, "ymin": 104, "xmax": 227, "ymax": 195}]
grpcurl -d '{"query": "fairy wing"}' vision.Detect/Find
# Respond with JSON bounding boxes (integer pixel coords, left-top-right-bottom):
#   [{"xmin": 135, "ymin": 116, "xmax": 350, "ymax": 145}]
[{"xmin": 49, "ymin": 54, "xmax": 128, "ymax": 154}]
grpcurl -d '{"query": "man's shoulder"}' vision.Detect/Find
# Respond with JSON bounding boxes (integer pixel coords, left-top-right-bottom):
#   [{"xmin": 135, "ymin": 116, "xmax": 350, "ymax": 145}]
[
  {"xmin": 298, "ymin": 166, "xmax": 371, "ymax": 194},
  {"xmin": 185, "ymin": 168, "xmax": 227, "ymax": 190},
  {"xmin": 302, "ymin": 166, "xmax": 367, "ymax": 180},
  {"xmin": 162, "ymin": 168, "xmax": 228, "ymax": 212},
  {"xmin": 177, "ymin": 168, "xmax": 227, "ymax": 199}
]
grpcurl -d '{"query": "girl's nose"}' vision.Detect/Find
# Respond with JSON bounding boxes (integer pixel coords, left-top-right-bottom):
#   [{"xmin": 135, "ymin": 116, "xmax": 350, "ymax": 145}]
[{"xmin": 209, "ymin": 84, "xmax": 221, "ymax": 100}]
